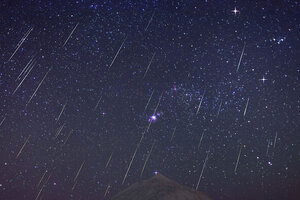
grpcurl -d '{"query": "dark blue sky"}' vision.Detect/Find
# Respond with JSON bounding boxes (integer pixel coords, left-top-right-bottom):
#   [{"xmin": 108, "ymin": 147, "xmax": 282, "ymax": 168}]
[{"xmin": 0, "ymin": 0, "xmax": 299, "ymax": 199}]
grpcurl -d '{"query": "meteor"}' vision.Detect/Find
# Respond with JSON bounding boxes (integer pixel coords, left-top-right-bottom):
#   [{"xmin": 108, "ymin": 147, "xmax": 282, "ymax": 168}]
[
  {"xmin": 8, "ymin": 27, "xmax": 33, "ymax": 62},
  {"xmin": 170, "ymin": 127, "xmax": 176, "ymax": 142},
  {"xmin": 72, "ymin": 179, "xmax": 79, "ymax": 191},
  {"xmin": 36, "ymin": 170, "xmax": 47, "ymax": 188},
  {"xmin": 26, "ymin": 67, "xmax": 52, "ymax": 107},
  {"xmin": 143, "ymin": 53, "xmax": 156, "ymax": 79},
  {"xmin": 105, "ymin": 151, "xmax": 113, "ymax": 168},
  {"xmin": 198, "ymin": 130, "xmax": 205, "ymax": 150},
  {"xmin": 55, "ymin": 123, "xmax": 65, "ymax": 139},
  {"xmin": 94, "ymin": 96, "xmax": 102, "ymax": 111},
  {"xmin": 236, "ymin": 43, "xmax": 246, "ymax": 72},
  {"xmin": 243, "ymin": 98, "xmax": 249, "ymax": 116},
  {"xmin": 74, "ymin": 160, "xmax": 85, "ymax": 182},
  {"xmin": 109, "ymin": 35, "xmax": 127, "ymax": 69},
  {"xmin": 104, "ymin": 184, "xmax": 111, "ymax": 197},
  {"xmin": 234, "ymin": 145, "xmax": 242, "ymax": 173},
  {"xmin": 145, "ymin": 11, "xmax": 155, "ymax": 31},
  {"xmin": 0, "ymin": 117, "xmax": 6, "ymax": 127},
  {"xmin": 15, "ymin": 56, "xmax": 36, "ymax": 82},
  {"xmin": 273, "ymin": 132, "xmax": 278, "ymax": 149},
  {"xmin": 35, "ymin": 172, "xmax": 52, "ymax": 200},
  {"xmin": 122, "ymin": 135, "xmax": 144, "ymax": 185},
  {"xmin": 63, "ymin": 22, "xmax": 79, "ymax": 47},
  {"xmin": 140, "ymin": 141, "xmax": 155, "ymax": 177},
  {"xmin": 56, "ymin": 102, "xmax": 67, "ymax": 122},
  {"xmin": 196, "ymin": 150, "xmax": 209, "ymax": 190},
  {"xmin": 196, "ymin": 90, "xmax": 205, "ymax": 115},
  {"xmin": 34, "ymin": 185, "xmax": 44, "ymax": 200},
  {"xmin": 266, "ymin": 139, "xmax": 270, "ymax": 157},
  {"xmin": 13, "ymin": 60, "xmax": 36, "ymax": 95},
  {"xmin": 16, "ymin": 135, "xmax": 31, "ymax": 159},
  {"xmin": 143, "ymin": 90, "xmax": 154, "ymax": 113},
  {"xmin": 63, "ymin": 129, "xmax": 73, "ymax": 146}
]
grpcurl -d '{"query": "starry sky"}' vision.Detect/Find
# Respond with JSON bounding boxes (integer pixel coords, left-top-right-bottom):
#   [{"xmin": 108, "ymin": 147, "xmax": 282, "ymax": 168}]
[{"xmin": 0, "ymin": 0, "xmax": 299, "ymax": 200}]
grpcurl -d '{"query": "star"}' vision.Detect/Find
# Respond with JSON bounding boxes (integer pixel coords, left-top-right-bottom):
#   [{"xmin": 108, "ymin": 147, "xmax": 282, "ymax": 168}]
[
  {"xmin": 151, "ymin": 115, "xmax": 157, "ymax": 120},
  {"xmin": 232, "ymin": 7, "xmax": 240, "ymax": 15},
  {"xmin": 259, "ymin": 76, "xmax": 268, "ymax": 83},
  {"xmin": 148, "ymin": 115, "xmax": 157, "ymax": 122}
]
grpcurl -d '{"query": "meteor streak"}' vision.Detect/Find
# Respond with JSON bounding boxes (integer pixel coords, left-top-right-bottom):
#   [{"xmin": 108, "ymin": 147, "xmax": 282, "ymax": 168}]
[
  {"xmin": 266, "ymin": 139, "xmax": 270, "ymax": 157},
  {"xmin": 143, "ymin": 90, "xmax": 154, "ymax": 113},
  {"xmin": 72, "ymin": 179, "xmax": 79, "ymax": 191},
  {"xmin": 13, "ymin": 61, "xmax": 36, "ymax": 95},
  {"xmin": 56, "ymin": 102, "xmax": 67, "ymax": 122},
  {"xmin": 34, "ymin": 185, "xmax": 45, "ymax": 200},
  {"xmin": 122, "ymin": 136, "xmax": 144, "ymax": 185},
  {"xmin": 273, "ymin": 132, "xmax": 278, "ymax": 149},
  {"xmin": 36, "ymin": 170, "xmax": 47, "ymax": 188},
  {"xmin": 94, "ymin": 96, "xmax": 102, "ymax": 111},
  {"xmin": 198, "ymin": 130, "xmax": 205, "ymax": 150},
  {"xmin": 105, "ymin": 151, "xmax": 113, "ymax": 168},
  {"xmin": 16, "ymin": 56, "xmax": 36, "ymax": 81},
  {"xmin": 234, "ymin": 145, "xmax": 242, "ymax": 173},
  {"xmin": 145, "ymin": 11, "xmax": 155, "ymax": 31},
  {"xmin": 109, "ymin": 36, "xmax": 127, "ymax": 69},
  {"xmin": 63, "ymin": 129, "xmax": 73, "ymax": 146},
  {"xmin": 44, "ymin": 172, "xmax": 52, "ymax": 186},
  {"xmin": 244, "ymin": 98, "xmax": 249, "ymax": 116},
  {"xmin": 55, "ymin": 123, "xmax": 65, "ymax": 138},
  {"xmin": 63, "ymin": 22, "xmax": 79, "ymax": 47},
  {"xmin": 196, "ymin": 91, "xmax": 205, "ymax": 115},
  {"xmin": 23, "ymin": 58, "xmax": 37, "ymax": 77},
  {"xmin": 170, "ymin": 127, "xmax": 176, "ymax": 142},
  {"xmin": 8, "ymin": 27, "xmax": 33, "ymax": 62},
  {"xmin": 104, "ymin": 184, "xmax": 111, "ymax": 197},
  {"xmin": 34, "ymin": 172, "xmax": 51, "ymax": 200},
  {"xmin": 140, "ymin": 141, "xmax": 155, "ymax": 177},
  {"xmin": 236, "ymin": 43, "xmax": 246, "ymax": 72},
  {"xmin": 196, "ymin": 151, "xmax": 209, "ymax": 190},
  {"xmin": 74, "ymin": 160, "xmax": 85, "ymax": 182},
  {"xmin": 16, "ymin": 135, "xmax": 31, "ymax": 159},
  {"xmin": 143, "ymin": 53, "xmax": 156, "ymax": 79},
  {"xmin": 26, "ymin": 67, "xmax": 52, "ymax": 107},
  {"xmin": 0, "ymin": 117, "xmax": 5, "ymax": 127}
]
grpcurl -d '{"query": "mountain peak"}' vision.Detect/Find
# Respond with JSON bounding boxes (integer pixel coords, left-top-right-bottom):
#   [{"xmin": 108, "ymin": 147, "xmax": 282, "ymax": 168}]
[
  {"xmin": 151, "ymin": 173, "xmax": 172, "ymax": 181},
  {"xmin": 112, "ymin": 174, "xmax": 211, "ymax": 200}
]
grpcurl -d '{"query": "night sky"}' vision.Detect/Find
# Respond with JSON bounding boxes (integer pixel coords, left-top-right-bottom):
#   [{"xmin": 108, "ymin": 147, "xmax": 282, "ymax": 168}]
[{"xmin": 0, "ymin": 0, "xmax": 299, "ymax": 200}]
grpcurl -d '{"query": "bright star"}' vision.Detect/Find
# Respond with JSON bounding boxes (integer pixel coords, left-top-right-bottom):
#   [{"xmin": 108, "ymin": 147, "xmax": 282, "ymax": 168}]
[
  {"xmin": 149, "ymin": 115, "xmax": 157, "ymax": 122},
  {"xmin": 259, "ymin": 76, "xmax": 267, "ymax": 83},
  {"xmin": 232, "ymin": 7, "xmax": 240, "ymax": 15}
]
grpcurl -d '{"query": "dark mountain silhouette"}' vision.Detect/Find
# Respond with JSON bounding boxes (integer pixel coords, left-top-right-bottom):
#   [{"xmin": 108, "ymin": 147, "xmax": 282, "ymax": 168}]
[{"xmin": 112, "ymin": 174, "xmax": 212, "ymax": 200}]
